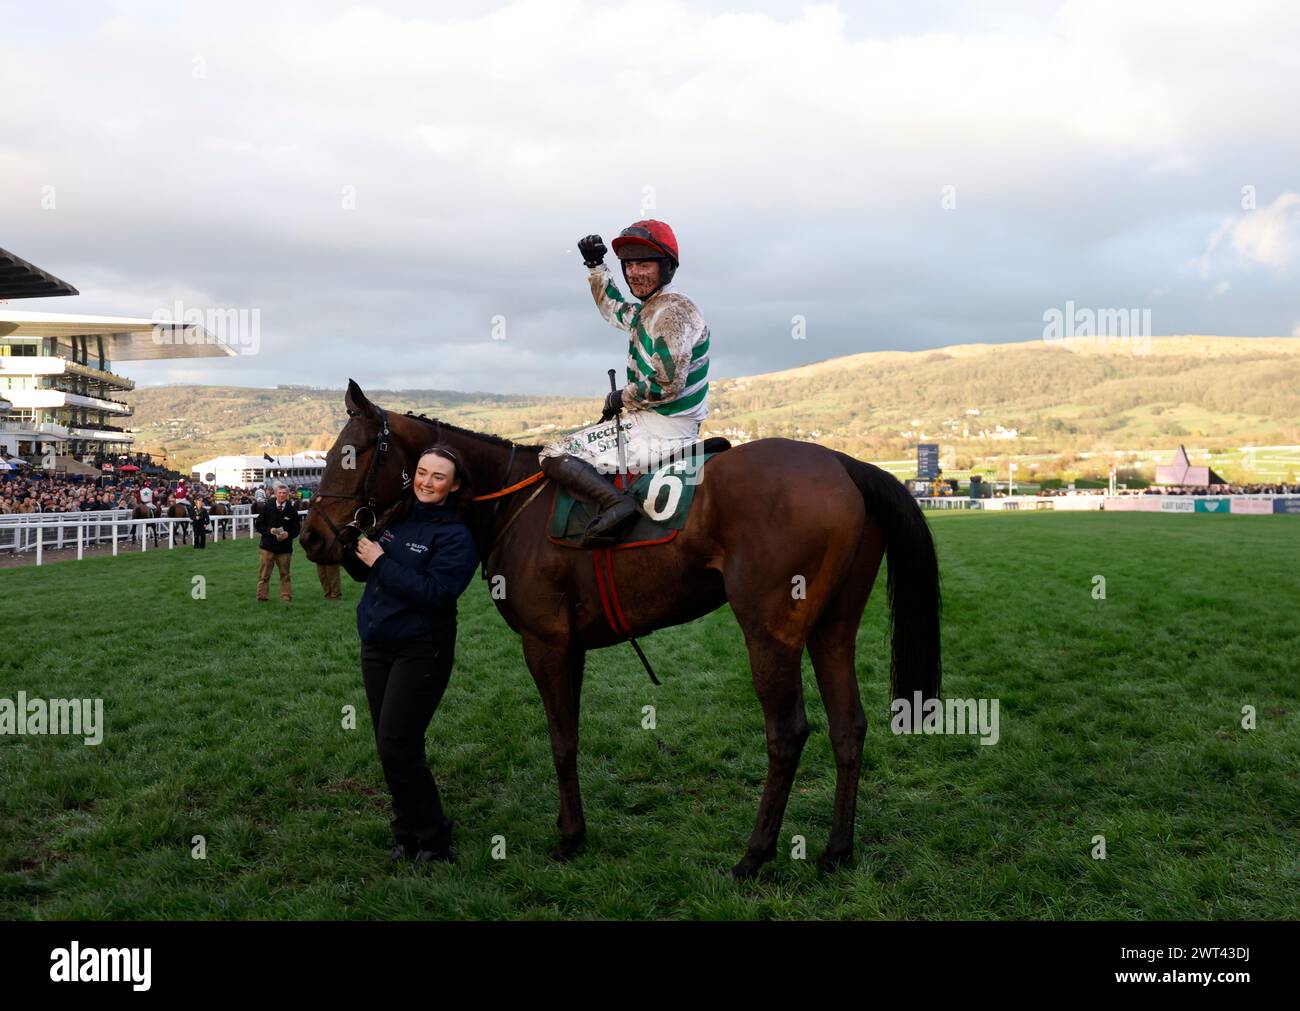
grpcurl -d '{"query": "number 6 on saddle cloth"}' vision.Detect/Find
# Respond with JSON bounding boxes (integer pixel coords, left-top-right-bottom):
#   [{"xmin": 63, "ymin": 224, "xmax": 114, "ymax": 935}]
[{"xmin": 546, "ymin": 451, "xmax": 724, "ymax": 549}]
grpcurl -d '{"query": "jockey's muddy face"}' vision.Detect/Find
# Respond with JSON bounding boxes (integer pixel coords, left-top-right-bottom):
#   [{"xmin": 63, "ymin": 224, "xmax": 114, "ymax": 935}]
[
  {"xmin": 414, "ymin": 452, "xmax": 460, "ymax": 505},
  {"xmin": 624, "ymin": 258, "xmax": 662, "ymax": 300}
]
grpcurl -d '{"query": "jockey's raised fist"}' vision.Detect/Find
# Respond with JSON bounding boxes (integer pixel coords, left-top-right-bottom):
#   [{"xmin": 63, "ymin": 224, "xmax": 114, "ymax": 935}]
[{"xmin": 578, "ymin": 234, "xmax": 606, "ymax": 268}]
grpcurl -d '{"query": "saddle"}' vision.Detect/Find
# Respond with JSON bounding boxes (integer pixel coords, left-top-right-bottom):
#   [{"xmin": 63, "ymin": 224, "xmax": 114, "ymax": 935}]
[{"xmin": 547, "ymin": 437, "xmax": 730, "ymax": 550}]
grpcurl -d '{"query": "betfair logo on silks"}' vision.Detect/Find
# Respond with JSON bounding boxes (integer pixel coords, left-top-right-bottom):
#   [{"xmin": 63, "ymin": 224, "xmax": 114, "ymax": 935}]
[{"xmin": 584, "ymin": 420, "xmax": 633, "ymax": 452}]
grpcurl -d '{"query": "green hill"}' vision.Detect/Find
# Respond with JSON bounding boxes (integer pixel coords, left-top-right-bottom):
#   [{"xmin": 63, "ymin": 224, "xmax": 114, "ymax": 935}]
[{"xmin": 128, "ymin": 335, "xmax": 1300, "ymax": 483}]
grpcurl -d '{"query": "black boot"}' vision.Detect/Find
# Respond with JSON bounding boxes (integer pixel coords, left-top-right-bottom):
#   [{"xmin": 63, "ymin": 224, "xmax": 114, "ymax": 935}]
[
  {"xmin": 541, "ymin": 455, "xmax": 640, "ymax": 547},
  {"xmin": 412, "ymin": 817, "xmax": 455, "ymax": 865}
]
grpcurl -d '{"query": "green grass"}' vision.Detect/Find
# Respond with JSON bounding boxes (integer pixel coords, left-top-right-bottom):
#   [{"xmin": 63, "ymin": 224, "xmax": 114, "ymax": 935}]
[{"xmin": 2, "ymin": 513, "xmax": 1298, "ymax": 919}]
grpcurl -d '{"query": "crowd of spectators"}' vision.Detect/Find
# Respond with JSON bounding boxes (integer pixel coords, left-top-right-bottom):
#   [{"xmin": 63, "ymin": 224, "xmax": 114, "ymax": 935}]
[
  {"xmin": 90, "ymin": 450, "xmax": 164, "ymax": 472},
  {"xmin": 1038, "ymin": 483, "xmax": 1300, "ymax": 496},
  {"xmin": 0, "ymin": 467, "xmax": 260, "ymax": 515},
  {"xmin": 1131, "ymin": 483, "xmax": 1300, "ymax": 496},
  {"xmin": 957, "ymin": 482, "xmax": 1300, "ymax": 499}
]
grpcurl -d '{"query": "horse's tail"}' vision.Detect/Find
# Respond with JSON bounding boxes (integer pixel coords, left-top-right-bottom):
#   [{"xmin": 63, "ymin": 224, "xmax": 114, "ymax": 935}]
[{"xmin": 833, "ymin": 452, "xmax": 942, "ymax": 703}]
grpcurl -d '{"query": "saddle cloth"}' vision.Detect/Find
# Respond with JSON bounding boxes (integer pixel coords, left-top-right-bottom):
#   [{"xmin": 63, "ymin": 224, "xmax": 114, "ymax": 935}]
[{"xmin": 546, "ymin": 450, "xmax": 723, "ymax": 549}]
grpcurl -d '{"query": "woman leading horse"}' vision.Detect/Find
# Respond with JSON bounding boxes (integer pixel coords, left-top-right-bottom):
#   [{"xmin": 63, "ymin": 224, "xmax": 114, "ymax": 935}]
[
  {"xmin": 302, "ymin": 381, "xmax": 941, "ymax": 879},
  {"xmin": 339, "ymin": 445, "xmax": 479, "ymax": 865}
]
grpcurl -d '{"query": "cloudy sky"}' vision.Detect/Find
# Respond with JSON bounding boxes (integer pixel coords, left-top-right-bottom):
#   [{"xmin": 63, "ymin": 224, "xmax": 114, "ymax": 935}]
[{"xmin": 3, "ymin": 0, "xmax": 1298, "ymax": 398}]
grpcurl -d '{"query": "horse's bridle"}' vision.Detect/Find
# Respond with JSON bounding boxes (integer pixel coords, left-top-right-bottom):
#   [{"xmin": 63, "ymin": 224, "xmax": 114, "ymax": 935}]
[
  {"xmin": 310, "ymin": 407, "xmax": 547, "ymax": 568},
  {"xmin": 312, "ymin": 407, "xmax": 411, "ymax": 549}
]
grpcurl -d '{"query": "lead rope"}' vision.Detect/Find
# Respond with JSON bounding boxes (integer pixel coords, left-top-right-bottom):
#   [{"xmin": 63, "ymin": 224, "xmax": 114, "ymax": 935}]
[
  {"xmin": 495, "ymin": 477, "xmax": 550, "ymax": 548},
  {"xmin": 483, "ymin": 445, "xmax": 517, "ymax": 578}
]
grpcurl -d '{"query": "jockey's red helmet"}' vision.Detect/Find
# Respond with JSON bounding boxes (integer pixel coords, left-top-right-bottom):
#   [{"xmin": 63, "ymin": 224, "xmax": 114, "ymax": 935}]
[{"xmin": 612, "ymin": 220, "xmax": 679, "ymax": 266}]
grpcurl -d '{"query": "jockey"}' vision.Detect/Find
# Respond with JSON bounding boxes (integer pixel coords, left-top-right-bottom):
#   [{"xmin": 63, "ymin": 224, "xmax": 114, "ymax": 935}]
[
  {"xmin": 139, "ymin": 483, "xmax": 153, "ymax": 508},
  {"xmin": 538, "ymin": 219, "xmax": 710, "ymax": 547}
]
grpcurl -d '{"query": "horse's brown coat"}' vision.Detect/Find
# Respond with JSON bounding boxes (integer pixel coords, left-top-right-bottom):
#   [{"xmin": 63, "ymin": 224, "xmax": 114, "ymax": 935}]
[{"xmin": 301, "ymin": 381, "xmax": 941, "ymax": 877}]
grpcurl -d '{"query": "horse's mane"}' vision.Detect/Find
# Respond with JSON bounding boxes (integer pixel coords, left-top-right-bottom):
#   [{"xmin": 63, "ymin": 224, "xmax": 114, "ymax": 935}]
[{"xmin": 401, "ymin": 411, "xmax": 543, "ymax": 454}]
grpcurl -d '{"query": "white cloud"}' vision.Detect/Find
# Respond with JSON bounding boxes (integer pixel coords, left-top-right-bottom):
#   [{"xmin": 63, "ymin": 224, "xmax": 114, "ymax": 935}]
[
  {"xmin": 1194, "ymin": 218, "xmax": 1234, "ymax": 281},
  {"xmin": 1232, "ymin": 192, "xmax": 1300, "ymax": 268},
  {"xmin": 4, "ymin": 0, "xmax": 1299, "ymax": 391}
]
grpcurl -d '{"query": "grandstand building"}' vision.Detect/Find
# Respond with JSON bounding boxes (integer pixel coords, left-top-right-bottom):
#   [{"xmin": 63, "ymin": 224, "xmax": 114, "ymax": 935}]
[
  {"xmin": 190, "ymin": 451, "xmax": 328, "ymax": 489},
  {"xmin": 0, "ymin": 245, "xmax": 232, "ymax": 460}
]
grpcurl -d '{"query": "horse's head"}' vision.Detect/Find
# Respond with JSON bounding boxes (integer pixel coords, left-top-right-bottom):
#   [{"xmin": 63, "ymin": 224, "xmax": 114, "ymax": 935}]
[{"xmin": 299, "ymin": 379, "xmax": 414, "ymax": 564}]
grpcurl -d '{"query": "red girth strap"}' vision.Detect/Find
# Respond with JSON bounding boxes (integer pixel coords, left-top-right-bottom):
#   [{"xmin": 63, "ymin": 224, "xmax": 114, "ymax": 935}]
[{"xmin": 593, "ymin": 546, "xmax": 633, "ymax": 637}]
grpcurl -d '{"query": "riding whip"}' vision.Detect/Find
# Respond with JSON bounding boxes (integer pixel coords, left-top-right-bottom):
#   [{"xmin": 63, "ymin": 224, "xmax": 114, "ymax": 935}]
[{"xmin": 608, "ymin": 369, "xmax": 660, "ymax": 686}]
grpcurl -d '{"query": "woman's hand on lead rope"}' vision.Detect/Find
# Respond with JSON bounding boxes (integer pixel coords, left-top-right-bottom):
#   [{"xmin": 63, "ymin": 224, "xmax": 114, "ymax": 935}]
[{"xmin": 356, "ymin": 536, "xmax": 384, "ymax": 567}]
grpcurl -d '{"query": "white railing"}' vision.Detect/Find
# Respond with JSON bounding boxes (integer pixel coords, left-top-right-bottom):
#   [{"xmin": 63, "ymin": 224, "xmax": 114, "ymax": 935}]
[
  {"xmin": 914, "ymin": 497, "xmax": 972, "ymax": 509},
  {"xmin": 916, "ymin": 494, "xmax": 1300, "ymax": 513},
  {"xmin": 0, "ymin": 509, "xmax": 309, "ymax": 565},
  {"xmin": 916, "ymin": 495, "xmax": 1052, "ymax": 510}
]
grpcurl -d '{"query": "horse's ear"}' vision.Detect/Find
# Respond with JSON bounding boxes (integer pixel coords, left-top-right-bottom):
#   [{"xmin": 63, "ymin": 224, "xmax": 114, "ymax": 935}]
[{"xmin": 344, "ymin": 379, "xmax": 375, "ymax": 416}]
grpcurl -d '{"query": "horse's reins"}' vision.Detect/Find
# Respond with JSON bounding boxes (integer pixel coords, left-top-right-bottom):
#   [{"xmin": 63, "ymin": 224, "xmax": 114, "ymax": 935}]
[{"xmin": 313, "ymin": 409, "xmax": 550, "ymax": 562}]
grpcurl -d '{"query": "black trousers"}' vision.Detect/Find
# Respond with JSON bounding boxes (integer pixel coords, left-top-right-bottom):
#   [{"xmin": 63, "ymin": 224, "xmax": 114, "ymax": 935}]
[
  {"xmin": 194, "ymin": 527, "xmax": 207, "ymax": 548},
  {"xmin": 360, "ymin": 627, "xmax": 456, "ymax": 848}
]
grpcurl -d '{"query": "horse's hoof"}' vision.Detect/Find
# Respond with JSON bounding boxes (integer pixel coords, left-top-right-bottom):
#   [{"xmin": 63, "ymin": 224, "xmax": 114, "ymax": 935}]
[
  {"xmin": 816, "ymin": 847, "xmax": 852, "ymax": 873},
  {"xmin": 730, "ymin": 850, "xmax": 773, "ymax": 880},
  {"xmin": 548, "ymin": 837, "xmax": 585, "ymax": 862}
]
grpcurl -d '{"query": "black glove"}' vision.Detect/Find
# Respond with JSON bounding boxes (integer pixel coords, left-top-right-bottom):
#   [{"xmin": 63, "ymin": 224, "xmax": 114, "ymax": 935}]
[
  {"xmin": 578, "ymin": 234, "xmax": 606, "ymax": 268},
  {"xmin": 600, "ymin": 388, "xmax": 624, "ymax": 421}
]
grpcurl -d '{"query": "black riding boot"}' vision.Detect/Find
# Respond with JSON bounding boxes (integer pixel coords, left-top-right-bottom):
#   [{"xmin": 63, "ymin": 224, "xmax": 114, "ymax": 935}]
[
  {"xmin": 389, "ymin": 816, "xmax": 454, "ymax": 865},
  {"xmin": 540, "ymin": 455, "xmax": 640, "ymax": 547}
]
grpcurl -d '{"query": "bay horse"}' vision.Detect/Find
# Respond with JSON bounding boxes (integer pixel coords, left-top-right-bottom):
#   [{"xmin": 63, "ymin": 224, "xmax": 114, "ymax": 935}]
[
  {"xmin": 165, "ymin": 500, "xmax": 193, "ymax": 544},
  {"xmin": 206, "ymin": 501, "xmax": 231, "ymax": 540},
  {"xmin": 300, "ymin": 380, "xmax": 941, "ymax": 878},
  {"xmin": 130, "ymin": 502, "xmax": 159, "ymax": 545}
]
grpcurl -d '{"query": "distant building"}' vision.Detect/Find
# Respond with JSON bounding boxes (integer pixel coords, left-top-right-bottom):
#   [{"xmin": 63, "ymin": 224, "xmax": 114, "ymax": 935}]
[
  {"xmin": 190, "ymin": 452, "xmax": 328, "ymax": 489},
  {"xmin": 0, "ymin": 245, "xmax": 232, "ymax": 458},
  {"xmin": 1155, "ymin": 444, "xmax": 1226, "ymax": 486}
]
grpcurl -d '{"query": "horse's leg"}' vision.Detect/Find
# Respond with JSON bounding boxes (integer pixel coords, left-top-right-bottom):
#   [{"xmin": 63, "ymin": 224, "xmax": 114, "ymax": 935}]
[
  {"xmin": 521, "ymin": 632, "xmax": 587, "ymax": 860},
  {"xmin": 718, "ymin": 473, "xmax": 866, "ymax": 879},
  {"xmin": 731, "ymin": 628, "xmax": 809, "ymax": 879},
  {"xmin": 806, "ymin": 528, "xmax": 884, "ymax": 871}
]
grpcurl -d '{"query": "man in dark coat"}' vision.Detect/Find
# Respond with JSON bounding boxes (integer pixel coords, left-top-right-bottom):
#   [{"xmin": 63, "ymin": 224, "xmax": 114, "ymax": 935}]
[
  {"xmin": 255, "ymin": 481, "xmax": 301, "ymax": 601},
  {"xmin": 192, "ymin": 496, "xmax": 211, "ymax": 549}
]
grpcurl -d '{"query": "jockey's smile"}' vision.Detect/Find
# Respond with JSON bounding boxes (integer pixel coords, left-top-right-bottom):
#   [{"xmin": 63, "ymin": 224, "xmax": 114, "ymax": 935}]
[{"xmin": 623, "ymin": 259, "xmax": 661, "ymax": 301}]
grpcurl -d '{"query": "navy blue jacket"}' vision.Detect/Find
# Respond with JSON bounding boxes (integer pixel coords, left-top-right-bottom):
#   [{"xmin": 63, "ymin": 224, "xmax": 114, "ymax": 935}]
[{"xmin": 341, "ymin": 498, "xmax": 479, "ymax": 643}]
